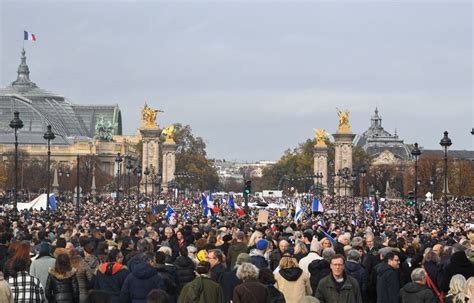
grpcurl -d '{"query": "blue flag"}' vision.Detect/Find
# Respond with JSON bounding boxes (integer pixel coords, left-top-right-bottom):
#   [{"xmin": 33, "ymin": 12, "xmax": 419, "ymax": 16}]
[
  {"xmin": 312, "ymin": 198, "xmax": 324, "ymax": 213},
  {"xmin": 321, "ymin": 229, "xmax": 337, "ymax": 244},
  {"xmin": 166, "ymin": 206, "xmax": 175, "ymax": 223},
  {"xmin": 48, "ymin": 194, "xmax": 57, "ymax": 211},
  {"xmin": 228, "ymin": 195, "xmax": 235, "ymax": 210}
]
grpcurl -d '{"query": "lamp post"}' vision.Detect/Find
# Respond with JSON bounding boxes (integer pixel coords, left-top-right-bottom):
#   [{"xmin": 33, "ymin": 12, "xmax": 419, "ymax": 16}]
[
  {"xmin": 411, "ymin": 142, "xmax": 422, "ymax": 217},
  {"xmin": 58, "ymin": 168, "xmax": 70, "ymax": 200},
  {"xmin": 429, "ymin": 178, "xmax": 435, "ymax": 201},
  {"xmin": 126, "ymin": 157, "xmax": 133, "ymax": 213},
  {"xmin": 439, "ymin": 131, "xmax": 452, "ymax": 229},
  {"xmin": 359, "ymin": 166, "xmax": 367, "ymax": 223},
  {"xmin": 155, "ymin": 174, "xmax": 162, "ymax": 199},
  {"xmin": 115, "ymin": 153, "xmax": 123, "ymax": 202},
  {"xmin": 75, "ymin": 154, "xmax": 80, "ymax": 221},
  {"xmin": 351, "ymin": 172, "xmax": 357, "ymax": 215},
  {"xmin": 336, "ymin": 169, "xmax": 342, "ymax": 221},
  {"xmin": 144, "ymin": 166, "xmax": 150, "ymax": 197},
  {"xmin": 43, "ymin": 125, "xmax": 56, "ymax": 211},
  {"xmin": 133, "ymin": 165, "xmax": 142, "ymax": 208},
  {"xmin": 9, "ymin": 111, "xmax": 23, "ymax": 210}
]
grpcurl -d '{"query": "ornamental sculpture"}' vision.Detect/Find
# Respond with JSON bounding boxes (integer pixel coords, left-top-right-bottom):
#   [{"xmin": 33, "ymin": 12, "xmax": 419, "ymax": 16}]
[
  {"xmin": 95, "ymin": 115, "xmax": 117, "ymax": 141},
  {"xmin": 141, "ymin": 104, "xmax": 163, "ymax": 129},
  {"xmin": 315, "ymin": 128, "xmax": 329, "ymax": 146},
  {"xmin": 336, "ymin": 108, "xmax": 351, "ymax": 132},
  {"xmin": 162, "ymin": 124, "xmax": 176, "ymax": 144}
]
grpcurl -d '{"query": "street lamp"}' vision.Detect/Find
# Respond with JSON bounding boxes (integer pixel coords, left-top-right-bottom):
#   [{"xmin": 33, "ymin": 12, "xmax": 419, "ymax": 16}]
[
  {"xmin": 126, "ymin": 157, "xmax": 133, "ymax": 213},
  {"xmin": 359, "ymin": 166, "xmax": 367, "ymax": 223},
  {"xmin": 75, "ymin": 154, "xmax": 80, "ymax": 221},
  {"xmin": 429, "ymin": 178, "xmax": 435, "ymax": 201},
  {"xmin": 43, "ymin": 125, "xmax": 56, "ymax": 211},
  {"xmin": 411, "ymin": 142, "xmax": 422, "ymax": 217},
  {"xmin": 115, "ymin": 153, "xmax": 123, "ymax": 202},
  {"xmin": 58, "ymin": 168, "xmax": 70, "ymax": 200},
  {"xmin": 351, "ymin": 172, "xmax": 357, "ymax": 215},
  {"xmin": 144, "ymin": 166, "xmax": 150, "ymax": 197},
  {"xmin": 439, "ymin": 131, "xmax": 452, "ymax": 229},
  {"xmin": 133, "ymin": 165, "xmax": 142, "ymax": 207},
  {"xmin": 155, "ymin": 173, "xmax": 162, "ymax": 199},
  {"xmin": 9, "ymin": 111, "xmax": 23, "ymax": 210}
]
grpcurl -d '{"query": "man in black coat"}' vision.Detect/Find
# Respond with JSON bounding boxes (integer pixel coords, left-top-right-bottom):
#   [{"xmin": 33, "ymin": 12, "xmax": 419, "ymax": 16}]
[
  {"xmin": 400, "ymin": 268, "xmax": 436, "ymax": 303},
  {"xmin": 441, "ymin": 243, "xmax": 474, "ymax": 292},
  {"xmin": 376, "ymin": 252, "xmax": 400, "ymax": 303},
  {"xmin": 269, "ymin": 239, "xmax": 290, "ymax": 271},
  {"xmin": 345, "ymin": 249, "xmax": 368, "ymax": 302},
  {"xmin": 208, "ymin": 249, "xmax": 227, "ymax": 283},
  {"xmin": 250, "ymin": 239, "xmax": 269, "ymax": 269}
]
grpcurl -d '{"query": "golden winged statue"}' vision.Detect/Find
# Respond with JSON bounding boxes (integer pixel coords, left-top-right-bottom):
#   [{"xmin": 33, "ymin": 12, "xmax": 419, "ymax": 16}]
[
  {"xmin": 336, "ymin": 108, "xmax": 351, "ymax": 132},
  {"xmin": 162, "ymin": 124, "xmax": 176, "ymax": 144},
  {"xmin": 315, "ymin": 128, "xmax": 329, "ymax": 146},
  {"xmin": 141, "ymin": 104, "xmax": 163, "ymax": 129}
]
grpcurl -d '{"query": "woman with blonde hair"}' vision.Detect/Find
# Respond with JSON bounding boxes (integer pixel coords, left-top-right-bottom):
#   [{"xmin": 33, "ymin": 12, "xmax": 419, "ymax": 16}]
[
  {"xmin": 464, "ymin": 277, "xmax": 474, "ymax": 303},
  {"xmin": 320, "ymin": 237, "xmax": 333, "ymax": 249},
  {"xmin": 275, "ymin": 254, "xmax": 311, "ymax": 302},
  {"xmin": 294, "ymin": 240, "xmax": 309, "ymax": 261},
  {"xmin": 247, "ymin": 231, "xmax": 263, "ymax": 252},
  {"xmin": 444, "ymin": 274, "xmax": 466, "ymax": 303}
]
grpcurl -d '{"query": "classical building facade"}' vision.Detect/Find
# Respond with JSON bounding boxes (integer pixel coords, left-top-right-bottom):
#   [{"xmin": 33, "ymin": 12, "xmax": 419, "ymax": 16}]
[
  {"xmin": 0, "ymin": 49, "xmax": 138, "ymax": 177},
  {"xmin": 354, "ymin": 108, "xmax": 412, "ymax": 165}
]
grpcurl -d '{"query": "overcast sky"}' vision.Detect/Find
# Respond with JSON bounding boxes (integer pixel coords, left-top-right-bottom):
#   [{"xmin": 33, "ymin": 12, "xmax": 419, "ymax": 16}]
[{"xmin": 1, "ymin": 0, "xmax": 472, "ymax": 161}]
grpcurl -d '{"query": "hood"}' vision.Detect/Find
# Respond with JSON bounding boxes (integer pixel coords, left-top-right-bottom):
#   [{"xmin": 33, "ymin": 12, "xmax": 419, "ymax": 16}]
[
  {"xmin": 345, "ymin": 261, "xmax": 362, "ymax": 273},
  {"xmin": 99, "ymin": 262, "xmax": 125, "ymax": 276},
  {"xmin": 279, "ymin": 267, "xmax": 303, "ymax": 281},
  {"xmin": 174, "ymin": 256, "xmax": 194, "ymax": 268},
  {"xmin": 48, "ymin": 268, "xmax": 77, "ymax": 280},
  {"xmin": 403, "ymin": 282, "xmax": 427, "ymax": 294},
  {"xmin": 376, "ymin": 262, "xmax": 394, "ymax": 276},
  {"xmin": 249, "ymin": 249, "xmax": 264, "ymax": 257},
  {"xmin": 132, "ymin": 262, "xmax": 158, "ymax": 279},
  {"xmin": 451, "ymin": 251, "xmax": 471, "ymax": 267},
  {"xmin": 310, "ymin": 259, "xmax": 330, "ymax": 270}
]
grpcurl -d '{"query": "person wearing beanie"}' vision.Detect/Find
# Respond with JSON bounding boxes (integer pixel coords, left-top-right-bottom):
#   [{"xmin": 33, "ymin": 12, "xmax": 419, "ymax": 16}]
[
  {"xmin": 30, "ymin": 242, "xmax": 56, "ymax": 291},
  {"xmin": 299, "ymin": 238, "xmax": 323, "ymax": 275},
  {"xmin": 250, "ymin": 239, "xmax": 269, "ymax": 269}
]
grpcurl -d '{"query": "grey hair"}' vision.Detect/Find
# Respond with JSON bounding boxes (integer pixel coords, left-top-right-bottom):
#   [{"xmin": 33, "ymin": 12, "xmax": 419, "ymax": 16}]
[
  {"xmin": 236, "ymin": 262, "xmax": 259, "ymax": 281},
  {"xmin": 452, "ymin": 243, "xmax": 465, "ymax": 254},
  {"xmin": 346, "ymin": 249, "xmax": 360, "ymax": 262},
  {"xmin": 411, "ymin": 268, "xmax": 426, "ymax": 282},
  {"xmin": 322, "ymin": 248, "xmax": 336, "ymax": 262},
  {"xmin": 351, "ymin": 237, "xmax": 364, "ymax": 248}
]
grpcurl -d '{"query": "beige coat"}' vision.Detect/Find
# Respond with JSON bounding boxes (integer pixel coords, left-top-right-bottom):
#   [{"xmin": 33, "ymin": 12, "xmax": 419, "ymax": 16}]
[
  {"xmin": 275, "ymin": 268, "xmax": 312, "ymax": 303},
  {"xmin": 0, "ymin": 272, "xmax": 13, "ymax": 303}
]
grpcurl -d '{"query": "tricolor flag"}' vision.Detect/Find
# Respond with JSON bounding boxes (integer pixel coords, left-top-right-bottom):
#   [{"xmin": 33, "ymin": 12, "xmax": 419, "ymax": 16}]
[
  {"xmin": 201, "ymin": 193, "xmax": 211, "ymax": 217},
  {"xmin": 320, "ymin": 228, "xmax": 337, "ymax": 244},
  {"xmin": 228, "ymin": 194, "xmax": 244, "ymax": 216},
  {"xmin": 312, "ymin": 197, "xmax": 324, "ymax": 213},
  {"xmin": 24, "ymin": 31, "xmax": 37, "ymax": 41}
]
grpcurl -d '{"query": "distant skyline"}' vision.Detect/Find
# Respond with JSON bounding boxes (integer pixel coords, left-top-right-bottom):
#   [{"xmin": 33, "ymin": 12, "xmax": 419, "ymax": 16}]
[{"xmin": 1, "ymin": 0, "xmax": 472, "ymax": 161}]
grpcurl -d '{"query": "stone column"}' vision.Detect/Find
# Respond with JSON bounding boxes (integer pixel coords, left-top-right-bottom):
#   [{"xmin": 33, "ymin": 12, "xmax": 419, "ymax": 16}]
[
  {"xmin": 314, "ymin": 145, "xmax": 328, "ymax": 195},
  {"xmin": 91, "ymin": 169, "xmax": 97, "ymax": 203},
  {"xmin": 162, "ymin": 142, "xmax": 177, "ymax": 193},
  {"xmin": 139, "ymin": 129, "xmax": 161, "ymax": 193},
  {"xmin": 333, "ymin": 132, "xmax": 356, "ymax": 196}
]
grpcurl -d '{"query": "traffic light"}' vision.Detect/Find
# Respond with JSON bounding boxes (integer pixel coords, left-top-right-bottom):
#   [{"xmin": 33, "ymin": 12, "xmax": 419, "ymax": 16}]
[
  {"xmin": 406, "ymin": 191, "xmax": 415, "ymax": 206},
  {"xmin": 244, "ymin": 180, "xmax": 252, "ymax": 196}
]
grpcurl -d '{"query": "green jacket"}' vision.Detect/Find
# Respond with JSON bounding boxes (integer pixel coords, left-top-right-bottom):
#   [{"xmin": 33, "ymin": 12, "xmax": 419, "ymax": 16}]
[
  {"xmin": 178, "ymin": 276, "xmax": 223, "ymax": 303},
  {"xmin": 315, "ymin": 273, "xmax": 363, "ymax": 303}
]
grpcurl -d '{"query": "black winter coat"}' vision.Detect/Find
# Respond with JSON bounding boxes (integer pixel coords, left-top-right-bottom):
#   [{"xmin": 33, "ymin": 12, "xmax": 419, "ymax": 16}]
[
  {"xmin": 156, "ymin": 264, "xmax": 178, "ymax": 303},
  {"xmin": 120, "ymin": 262, "xmax": 165, "ymax": 303},
  {"xmin": 441, "ymin": 251, "xmax": 474, "ymax": 292},
  {"xmin": 345, "ymin": 261, "xmax": 368, "ymax": 302},
  {"xmin": 210, "ymin": 263, "xmax": 226, "ymax": 283},
  {"xmin": 174, "ymin": 256, "xmax": 196, "ymax": 291},
  {"xmin": 399, "ymin": 282, "xmax": 436, "ymax": 303},
  {"xmin": 308, "ymin": 259, "xmax": 331, "ymax": 295},
  {"xmin": 376, "ymin": 262, "xmax": 400, "ymax": 303},
  {"xmin": 45, "ymin": 268, "xmax": 80, "ymax": 303},
  {"xmin": 220, "ymin": 269, "xmax": 242, "ymax": 303},
  {"xmin": 249, "ymin": 251, "xmax": 269, "ymax": 269},
  {"xmin": 94, "ymin": 262, "xmax": 129, "ymax": 303}
]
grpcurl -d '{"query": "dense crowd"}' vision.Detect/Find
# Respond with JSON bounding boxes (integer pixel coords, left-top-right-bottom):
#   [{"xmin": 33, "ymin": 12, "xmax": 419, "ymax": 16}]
[{"xmin": 0, "ymin": 192, "xmax": 473, "ymax": 303}]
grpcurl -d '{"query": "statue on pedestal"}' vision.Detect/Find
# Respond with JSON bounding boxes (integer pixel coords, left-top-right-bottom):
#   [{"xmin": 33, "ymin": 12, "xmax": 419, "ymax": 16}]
[
  {"xmin": 162, "ymin": 125, "xmax": 176, "ymax": 144},
  {"xmin": 141, "ymin": 104, "xmax": 163, "ymax": 129},
  {"xmin": 315, "ymin": 128, "xmax": 329, "ymax": 146},
  {"xmin": 336, "ymin": 108, "xmax": 351, "ymax": 132}
]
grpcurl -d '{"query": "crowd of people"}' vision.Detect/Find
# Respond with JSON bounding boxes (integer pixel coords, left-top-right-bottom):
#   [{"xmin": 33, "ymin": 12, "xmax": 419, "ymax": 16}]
[{"xmin": 0, "ymin": 192, "xmax": 472, "ymax": 303}]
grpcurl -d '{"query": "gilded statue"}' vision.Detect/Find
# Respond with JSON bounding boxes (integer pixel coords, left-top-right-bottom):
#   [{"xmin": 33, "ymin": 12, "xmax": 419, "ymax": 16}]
[
  {"xmin": 141, "ymin": 104, "xmax": 163, "ymax": 129},
  {"xmin": 315, "ymin": 128, "xmax": 328, "ymax": 146},
  {"xmin": 336, "ymin": 108, "xmax": 351, "ymax": 132},
  {"xmin": 162, "ymin": 124, "xmax": 176, "ymax": 144}
]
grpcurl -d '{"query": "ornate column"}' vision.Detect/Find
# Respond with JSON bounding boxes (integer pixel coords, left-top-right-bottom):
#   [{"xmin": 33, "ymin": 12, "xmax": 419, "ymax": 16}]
[
  {"xmin": 333, "ymin": 109, "xmax": 356, "ymax": 196},
  {"xmin": 139, "ymin": 104, "xmax": 163, "ymax": 194},
  {"xmin": 161, "ymin": 125, "xmax": 177, "ymax": 193},
  {"xmin": 314, "ymin": 129, "xmax": 328, "ymax": 195},
  {"xmin": 52, "ymin": 168, "xmax": 59, "ymax": 196}
]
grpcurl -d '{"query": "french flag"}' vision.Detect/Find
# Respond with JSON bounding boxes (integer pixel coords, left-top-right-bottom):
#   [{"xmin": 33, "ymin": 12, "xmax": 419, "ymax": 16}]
[
  {"xmin": 228, "ymin": 195, "xmax": 244, "ymax": 216},
  {"xmin": 24, "ymin": 31, "xmax": 37, "ymax": 41},
  {"xmin": 312, "ymin": 197, "xmax": 324, "ymax": 213}
]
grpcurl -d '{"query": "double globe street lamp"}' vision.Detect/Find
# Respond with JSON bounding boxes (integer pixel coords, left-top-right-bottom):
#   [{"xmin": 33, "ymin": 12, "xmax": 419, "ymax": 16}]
[
  {"xmin": 439, "ymin": 131, "xmax": 452, "ymax": 230},
  {"xmin": 411, "ymin": 142, "xmax": 422, "ymax": 219}
]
